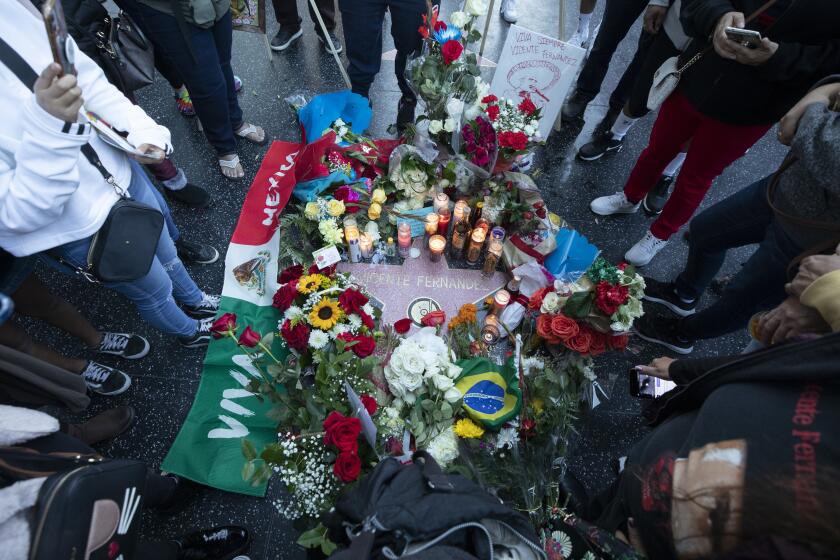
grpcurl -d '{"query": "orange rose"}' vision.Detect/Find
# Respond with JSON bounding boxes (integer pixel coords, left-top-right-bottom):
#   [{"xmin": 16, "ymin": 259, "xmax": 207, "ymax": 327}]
[
  {"xmin": 536, "ymin": 314, "xmax": 562, "ymax": 344},
  {"xmin": 550, "ymin": 314, "xmax": 579, "ymax": 341},
  {"xmin": 587, "ymin": 329, "xmax": 607, "ymax": 356},
  {"xmin": 608, "ymin": 333, "xmax": 630, "ymax": 351},
  {"xmin": 564, "ymin": 330, "xmax": 592, "ymax": 354}
]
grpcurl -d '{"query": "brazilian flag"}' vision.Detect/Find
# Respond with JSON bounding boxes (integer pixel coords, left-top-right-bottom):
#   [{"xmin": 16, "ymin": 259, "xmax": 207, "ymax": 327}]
[{"xmin": 455, "ymin": 358, "xmax": 521, "ymax": 429}]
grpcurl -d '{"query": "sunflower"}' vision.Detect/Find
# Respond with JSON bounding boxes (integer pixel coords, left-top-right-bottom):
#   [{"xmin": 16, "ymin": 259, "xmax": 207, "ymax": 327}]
[
  {"xmin": 309, "ymin": 298, "xmax": 343, "ymax": 330},
  {"xmin": 297, "ymin": 274, "xmax": 323, "ymax": 295}
]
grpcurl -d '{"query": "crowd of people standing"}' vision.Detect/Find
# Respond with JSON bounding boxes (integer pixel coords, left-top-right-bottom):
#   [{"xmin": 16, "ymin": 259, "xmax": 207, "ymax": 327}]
[{"xmin": 0, "ymin": 0, "xmax": 839, "ymax": 558}]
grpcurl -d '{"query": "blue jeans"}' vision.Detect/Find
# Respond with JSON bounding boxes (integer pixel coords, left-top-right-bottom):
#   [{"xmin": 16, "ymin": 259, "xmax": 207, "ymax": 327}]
[
  {"xmin": 49, "ymin": 162, "xmax": 202, "ymax": 337},
  {"xmin": 338, "ymin": 0, "xmax": 431, "ymax": 98},
  {"xmin": 676, "ymin": 176, "xmax": 805, "ymax": 340},
  {"xmin": 125, "ymin": 2, "xmax": 242, "ymax": 156}
]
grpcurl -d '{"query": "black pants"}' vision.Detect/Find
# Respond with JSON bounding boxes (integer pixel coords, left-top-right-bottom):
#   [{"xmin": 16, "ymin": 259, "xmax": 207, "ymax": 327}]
[
  {"xmin": 574, "ymin": 0, "xmax": 651, "ymax": 110},
  {"xmin": 623, "ymin": 30, "xmax": 681, "ymax": 118},
  {"xmin": 338, "ymin": 0, "xmax": 432, "ymax": 98},
  {"xmin": 272, "ymin": 0, "xmax": 336, "ymax": 32}
]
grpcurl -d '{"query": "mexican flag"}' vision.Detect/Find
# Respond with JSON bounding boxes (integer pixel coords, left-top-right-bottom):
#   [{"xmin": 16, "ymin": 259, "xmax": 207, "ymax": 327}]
[{"xmin": 162, "ymin": 141, "xmax": 303, "ymax": 496}]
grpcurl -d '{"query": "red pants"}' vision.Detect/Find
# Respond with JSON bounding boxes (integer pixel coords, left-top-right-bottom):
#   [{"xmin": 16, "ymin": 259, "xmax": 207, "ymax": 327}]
[{"xmin": 623, "ymin": 90, "xmax": 771, "ymax": 240}]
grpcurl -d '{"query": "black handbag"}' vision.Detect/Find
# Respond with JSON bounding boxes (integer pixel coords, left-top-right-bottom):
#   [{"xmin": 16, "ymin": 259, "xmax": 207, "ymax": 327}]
[
  {"xmin": 101, "ymin": 11, "xmax": 155, "ymax": 92},
  {"xmin": 0, "ymin": 35, "xmax": 163, "ymax": 283}
]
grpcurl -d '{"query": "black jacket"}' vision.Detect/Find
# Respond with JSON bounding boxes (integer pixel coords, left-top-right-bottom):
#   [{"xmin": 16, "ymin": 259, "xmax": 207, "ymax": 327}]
[{"xmin": 678, "ymin": 0, "xmax": 840, "ymax": 125}]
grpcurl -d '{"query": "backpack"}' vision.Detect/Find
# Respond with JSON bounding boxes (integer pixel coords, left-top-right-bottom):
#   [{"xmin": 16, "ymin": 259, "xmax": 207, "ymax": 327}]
[{"xmin": 323, "ymin": 452, "xmax": 546, "ymax": 560}]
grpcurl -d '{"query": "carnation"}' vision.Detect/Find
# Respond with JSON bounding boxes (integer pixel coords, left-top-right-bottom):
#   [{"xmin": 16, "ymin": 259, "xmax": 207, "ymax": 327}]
[
  {"xmin": 425, "ymin": 427, "xmax": 459, "ymax": 467},
  {"xmin": 308, "ymin": 330, "xmax": 329, "ymax": 350},
  {"xmin": 284, "ymin": 305, "xmax": 303, "ymax": 322},
  {"xmin": 318, "ymin": 219, "xmax": 344, "ymax": 245}
]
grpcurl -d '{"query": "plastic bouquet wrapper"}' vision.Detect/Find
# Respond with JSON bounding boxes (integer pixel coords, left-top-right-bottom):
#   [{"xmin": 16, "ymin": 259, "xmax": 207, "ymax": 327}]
[
  {"xmin": 502, "ymin": 229, "xmax": 558, "ymax": 271},
  {"xmin": 543, "ymin": 228, "xmax": 600, "ymax": 283},
  {"xmin": 481, "ymin": 94, "xmax": 544, "ymax": 174},
  {"xmin": 499, "ymin": 262, "xmax": 552, "ymax": 336},
  {"xmin": 296, "ymin": 90, "xmax": 372, "ymax": 145},
  {"xmin": 284, "ymin": 92, "xmax": 311, "ymax": 113}
]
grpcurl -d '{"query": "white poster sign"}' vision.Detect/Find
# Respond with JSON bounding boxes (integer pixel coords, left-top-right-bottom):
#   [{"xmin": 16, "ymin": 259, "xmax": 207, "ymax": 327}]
[{"xmin": 489, "ymin": 25, "xmax": 586, "ymax": 139}]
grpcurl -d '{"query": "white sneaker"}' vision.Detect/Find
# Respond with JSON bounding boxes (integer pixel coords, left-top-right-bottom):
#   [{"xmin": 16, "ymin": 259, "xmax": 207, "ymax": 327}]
[
  {"xmin": 568, "ymin": 29, "xmax": 589, "ymax": 47},
  {"xmin": 500, "ymin": 0, "xmax": 518, "ymax": 23},
  {"xmin": 590, "ymin": 192, "xmax": 640, "ymax": 216},
  {"xmin": 625, "ymin": 231, "xmax": 669, "ymax": 267}
]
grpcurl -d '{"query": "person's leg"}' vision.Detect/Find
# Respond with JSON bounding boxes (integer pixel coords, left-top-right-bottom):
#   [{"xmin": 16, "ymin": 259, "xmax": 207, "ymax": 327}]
[
  {"xmin": 309, "ymin": 0, "xmax": 337, "ymax": 32},
  {"xmin": 607, "ymin": 30, "xmax": 655, "ymax": 114},
  {"xmin": 625, "ymin": 33, "xmax": 681, "ymax": 119},
  {"xmin": 570, "ymin": 0, "xmax": 597, "ymax": 46},
  {"xmin": 153, "ymin": 47, "xmax": 185, "ymax": 90},
  {"xmin": 648, "ymin": 113, "xmax": 771, "ymax": 241},
  {"xmin": 674, "ymin": 176, "xmax": 774, "ymax": 302},
  {"xmin": 143, "ymin": 166, "xmax": 181, "ymax": 242},
  {"xmin": 338, "ymin": 0, "xmax": 387, "ymax": 98},
  {"xmin": 0, "ymin": 322, "xmax": 87, "ymax": 373},
  {"xmin": 210, "ymin": 11, "xmax": 245, "ymax": 133},
  {"xmin": 389, "ymin": 0, "xmax": 428, "ymax": 99},
  {"xmin": 679, "ymin": 220, "xmax": 804, "ymax": 340},
  {"xmin": 130, "ymin": 3, "xmax": 237, "ymax": 156},
  {"xmin": 272, "ymin": 0, "xmax": 302, "ymax": 27},
  {"xmin": 622, "ymin": 91, "xmax": 702, "ymax": 205}
]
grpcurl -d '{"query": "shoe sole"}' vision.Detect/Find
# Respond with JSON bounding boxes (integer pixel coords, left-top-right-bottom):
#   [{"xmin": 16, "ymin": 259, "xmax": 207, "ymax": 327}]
[
  {"xmin": 317, "ymin": 35, "xmax": 343, "ymax": 54},
  {"xmin": 643, "ymin": 294, "xmax": 696, "ymax": 317},
  {"xmin": 270, "ymin": 29, "xmax": 303, "ymax": 51},
  {"xmin": 590, "ymin": 204, "xmax": 639, "ymax": 217},
  {"xmin": 91, "ymin": 371, "xmax": 132, "ymax": 396},
  {"xmin": 180, "ymin": 335, "xmax": 210, "ymax": 349},
  {"xmin": 632, "ymin": 328, "xmax": 694, "ymax": 355},
  {"xmin": 578, "ymin": 143, "xmax": 623, "ymax": 162}
]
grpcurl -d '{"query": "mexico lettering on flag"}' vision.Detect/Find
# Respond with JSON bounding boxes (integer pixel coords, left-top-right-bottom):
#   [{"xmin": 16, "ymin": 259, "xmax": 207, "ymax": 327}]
[{"xmin": 162, "ymin": 141, "xmax": 301, "ymax": 496}]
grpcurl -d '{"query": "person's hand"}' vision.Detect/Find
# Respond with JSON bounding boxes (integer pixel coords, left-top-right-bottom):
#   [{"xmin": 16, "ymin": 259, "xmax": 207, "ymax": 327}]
[
  {"xmin": 757, "ymin": 297, "xmax": 830, "ymax": 345},
  {"xmin": 635, "ymin": 357, "xmax": 675, "ymax": 380},
  {"xmin": 777, "ymin": 83, "xmax": 840, "ymax": 145},
  {"xmin": 713, "ymin": 11, "xmax": 745, "ymax": 60},
  {"xmin": 34, "ymin": 63, "xmax": 83, "ymax": 122},
  {"xmin": 786, "ymin": 253, "xmax": 840, "ymax": 297},
  {"xmin": 728, "ymin": 37, "xmax": 778, "ymax": 66},
  {"xmin": 643, "ymin": 5, "xmax": 668, "ymax": 34},
  {"xmin": 131, "ymin": 143, "xmax": 166, "ymax": 165}
]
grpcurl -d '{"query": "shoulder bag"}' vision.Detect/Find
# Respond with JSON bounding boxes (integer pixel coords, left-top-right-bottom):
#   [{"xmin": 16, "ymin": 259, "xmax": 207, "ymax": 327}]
[
  {"xmin": 648, "ymin": 0, "xmax": 778, "ymax": 111},
  {"xmin": 101, "ymin": 10, "xmax": 155, "ymax": 92},
  {"xmin": 0, "ymin": 35, "xmax": 163, "ymax": 283}
]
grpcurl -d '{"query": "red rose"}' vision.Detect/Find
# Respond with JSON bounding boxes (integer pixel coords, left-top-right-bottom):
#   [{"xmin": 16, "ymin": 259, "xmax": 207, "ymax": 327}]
[
  {"xmin": 481, "ymin": 95, "xmax": 498, "ymax": 104},
  {"xmin": 595, "ymin": 281, "xmax": 630, "ymax": 316},
  {"xmin": 360, "ymin": 394, "xmax": 378, "ymax": 416},
  {"xmin": 309, "ymin": 263, "xmax": 337, "ymax": 276},
  {"xmin": 486, "ymin": 104, "xmax": 500, "ymax": 121},
  {"xmin": 339, "ymin": 288, "xmax": 369, "ymax": 315},
  {"xmin": 441, "ymin": 40, "xmax": 464, "ymax": 65},
  {"xmin": 564, "ymin": 329, "xmax": 592, "ymax": 354},
  {"xmin": 587, "ymin": 328, "xmax": 607, "ymax": 356},
  {"xmin": 536, "ymin": 314, "xmax": 562, "ymax": 344},
  {"xmin": 550, "ymin": 314, "xmax": 580, "ymax": 341},
  {"xmin": 323, "ymin": 411, "xmax": 362, "ymax": 453},
  {"xmin": 536, "ymin": 207, "xmax": 547, "ymax": 219},
  {"xmin": 278, "ymin": 264, "xmax": 303, "ymax": 284},
  {"xmin": 272, "ymin": 282, "xmax": 298, "ymax": 312},
  {"xmin": 608, "ymin": 333, "xmax": 630, "ymax": 351},
  {"xmin": 333, "ymin": 452, "xmax": 362, "ymax": 483},
  {"xmin": 334, "ymin": 185, "xmax": 351, "ymax": 201},
  {"xmin": 529, "ymin": 287, "xmax": 550, "ymax": 311},
  {"xmin": 210, "ymin": 313, "xmax": 237, "ymax": 339},
  {"xmin": 237, "ymin": 326, "xmax": 261, "ymax": 348},
  {"xmin": 421, "ymin": 309, "xmax": 446, "ymax": 327},
  {"xmin": 518, "ymin": 95, "xmax": 537, "ymax": 115},
  {"xmin": 280, "ymin": 319, "xmax": 310, "ymax": 353},
  {"xmin": 394, "ymin": 318, "xmax": 412, "ymax": 334},
  {"xmin": 337, "ymin": 333, "xmax": 376, "ymax": 358}
]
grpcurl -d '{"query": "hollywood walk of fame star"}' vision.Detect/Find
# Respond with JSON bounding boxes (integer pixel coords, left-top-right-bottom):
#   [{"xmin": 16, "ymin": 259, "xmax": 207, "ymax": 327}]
[{"xmin": 338, "ymin": 239, "xmax": 507, "ymax": 329}]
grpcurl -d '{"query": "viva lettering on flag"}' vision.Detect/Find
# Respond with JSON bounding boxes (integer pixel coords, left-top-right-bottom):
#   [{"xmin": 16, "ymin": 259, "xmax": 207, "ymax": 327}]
[{"xmin": 162, "ymin": 141, "xmax": 301, "ymax": 496}]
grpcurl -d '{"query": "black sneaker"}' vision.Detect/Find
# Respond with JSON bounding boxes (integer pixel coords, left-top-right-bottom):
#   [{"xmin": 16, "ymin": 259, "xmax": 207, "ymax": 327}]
[
  {"xmin": 561, "ymin": 91, "xmax": 592, "ymax": 122},
  {"xmin": 396, "ymin": 95, "xmax": 417, "ymax": 134},
  {"xmin": 318, "ymin": 31, "xmax": 343, "ymax": 54},
  {"xmin": 176, "ymin": 239, "xmax": 220, "ymax": 265},
  {"xmin": 593, "ymin": 105, "xmax": 622, "ymax": 136},
  {"xmin": 633, "ymin": 312, "xmax": 694, "ymax": 354},
  {"xmin": 643, "ymin": 175, "xmax": 674, "ymax": 216},
  {"xmin": 94, "ymin": 332, "xmax": 150, "ymax": 360},
  {"xmin": 270, "ymin": 26, "xmax": 303, "ymax": 51},
  {"xmin": 184, "ymin": 293, "xmax": 220, "ymax": 319},
  {"xmin": 643, "ymin": 277, "xmax": 696, "ymax": 317},
  {"xmin": 179, "ymin": 317, "xmax": 215, "ymax": 348},
  {"xmin": 165, "ymin": 183, "xmax": 212, "ymax": 209},
  {"xmin": 173, "ymin": 526, "xmax": 250, "ymax": 560},
  {"xmin": 81, "ymin": 361, "xmax": 132, "ymax": 396},
  {"xmin": 577, "ymin": 130, "xmax": 623, "ymax": 161}
]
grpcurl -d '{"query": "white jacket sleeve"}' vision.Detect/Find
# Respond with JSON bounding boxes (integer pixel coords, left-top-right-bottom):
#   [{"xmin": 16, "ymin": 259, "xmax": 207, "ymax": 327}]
[
  {"xmin": 0, "ymin": 96, "xmax": 92, "ymax": 234},
  {"xmin": 72, "ymin": 38, "xmax": 172, "ymax": 153}
]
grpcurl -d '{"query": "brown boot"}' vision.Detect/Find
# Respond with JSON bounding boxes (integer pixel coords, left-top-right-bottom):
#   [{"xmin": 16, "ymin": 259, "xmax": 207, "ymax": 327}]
[{"xmin": 65, "ymin": 406, "xmax": 136, "ymax": 445}]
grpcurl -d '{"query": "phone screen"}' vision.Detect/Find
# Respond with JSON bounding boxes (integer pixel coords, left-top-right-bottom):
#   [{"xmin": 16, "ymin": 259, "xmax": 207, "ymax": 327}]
[
  {"xmin": 629, "ymin": 370, "xmax": 677, "ymax": 399},
  {"xmin": 43, "ymin": 0, "xmax": 76, "ymax": 76}
]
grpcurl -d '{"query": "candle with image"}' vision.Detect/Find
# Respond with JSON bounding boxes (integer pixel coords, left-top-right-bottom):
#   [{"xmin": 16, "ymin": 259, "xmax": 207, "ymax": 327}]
[
  {"xmin": 343, "ymin": 216, "xmax": 361, "ymax": 263},
  {"xmin": 397, "ymin": 222, "xmax": 412, "ymax": 259},
  {"xmin": 466, "ymin": 227, "xmax": 486, "ymax": 264},
  {"xmin": 359, "ymin": 233, "xmax": 373, "ymax": 259}
]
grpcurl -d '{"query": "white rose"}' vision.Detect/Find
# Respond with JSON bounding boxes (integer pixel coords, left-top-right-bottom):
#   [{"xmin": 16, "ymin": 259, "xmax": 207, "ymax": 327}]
[
  {"xmin": 446, "ymin": 362, "xmax": 462, "ymax": 379},
  {"xmin": 428, "ymin": 120, "xmax": 443, "ymax": 134},
  {"xmin": 445, "ymin": 98, "xmax": 465, "ymax": 120},
  {"xmin": 464, "ymin": 0, "xmax": 488, "ymax": 16},
  {"xmin": 425, "ymin": 427, "xmax": 459, "ymax": 467},
  {"xmin": 444, "ymin": 118, "xmax": 456, "ymax": 133},
  {"xmin": 449, "ymin": 10, "xmax": 470, "ymax": 28},
  {"xmin": 540, "ymin": 291, "xmax": 561, "ymax": 314},
  {"xmin": 429, "ymin": 373, "xmax": 454, "ymax": 391},
  {"xmin": 444, "ymin": 387, "xmax": 462, "ymax": 403}
]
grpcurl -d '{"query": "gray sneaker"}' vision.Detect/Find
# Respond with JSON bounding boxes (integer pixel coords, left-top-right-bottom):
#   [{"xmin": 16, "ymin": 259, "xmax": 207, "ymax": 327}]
[{"xmin": 81, "ymin": 361, "xmax": 132, "ymax": 396}]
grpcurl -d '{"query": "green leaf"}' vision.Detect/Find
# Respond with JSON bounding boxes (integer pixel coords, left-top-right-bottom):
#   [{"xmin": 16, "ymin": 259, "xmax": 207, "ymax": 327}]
[
  {"xmin": 241, "ymin": 460, "xmax": 256, "ymax": 482},
  {"xmin": 241, "ymin": 438, "xmax": 257, "ymax": 461},
  {"xmin": 321, "ymin": 538, "xmax": 338, "ymax": 555},
  {"xmin": 261, "ymin": 442, "xmax": 285, "ymax": 463},
  {"xmin": 297, "ymin": 527, "xmax": 325, "ymax": 549},
  {"xmin": 563, "ymin": 291, "xmax": 594, "ymax": 319}
]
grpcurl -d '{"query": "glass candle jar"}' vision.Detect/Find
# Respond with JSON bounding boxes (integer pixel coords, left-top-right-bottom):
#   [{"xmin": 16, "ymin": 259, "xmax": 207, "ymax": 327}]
[
  {"xmin": 436, "ymin": 206, "xmax": 451, "ymax": 236},
  {"xmin": 482, "ymin": 238, "xmax": 503, "ymax": 277},
  {"xmin": 453, "ymin": 200, "xmax": 469, "ymax": 223},
  {"xmin": 359, "ymin": 232, "xmax": 373, "ymax": 259},
  {"xmin": 433, "ymin": 191, "xmax": 450, "ymax": 213},
  {"xmin": 397, "ymin": 222, "xmax": 412, "ymax": 258},
  {"xmin": 466, "ymin": 227, "xmax": 486, "ymax": 265},
  {"xmin": 482, "ymin": 314, "xmax": 501, "ymax": 345},
  {"xmin": 492, "ymin": 289, "xmax": 511, "ymax": 315},
  {"xmin": 343, "ymin": 216, "xmax": 361, "ymax": 263},
  {"xmin": 428, "ymin": 235, "xmax": 446, "ymax": 263},
  {"xmin": 424, "ymin": 213, "xmax": 439, "ymax": 237}
]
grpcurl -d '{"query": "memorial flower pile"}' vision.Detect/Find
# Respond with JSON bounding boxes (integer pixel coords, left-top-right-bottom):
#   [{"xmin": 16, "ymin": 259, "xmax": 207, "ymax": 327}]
[
  {"xmin": 483, "ymin": 94, "xmax": 543, "ymax": 162},
  {"xmin": 461, "ymin": 115, "xmax": 498, "ymax": 169}
]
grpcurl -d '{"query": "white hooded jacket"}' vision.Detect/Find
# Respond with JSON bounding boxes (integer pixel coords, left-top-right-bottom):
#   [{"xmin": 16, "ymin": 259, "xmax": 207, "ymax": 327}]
[{"xmin": 0, "ymin": 0, "xmax": 171, "ymax": 256}]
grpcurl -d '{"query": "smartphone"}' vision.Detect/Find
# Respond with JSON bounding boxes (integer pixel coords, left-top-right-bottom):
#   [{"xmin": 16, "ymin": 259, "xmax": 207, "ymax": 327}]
[
  {"xmin": 0, "ymin": 293, "xmax": 14, "ymax": 326},
  {"xmin": 724, "ymin": 27, "xmax": 762, "ymax": 48},
  {"xmin": 628, "ymin": 368, "xmax": 676, "ymax": 399},
  {"xmin": 42, "ymin": 0, "xmax": 76, "ymax": 76}
]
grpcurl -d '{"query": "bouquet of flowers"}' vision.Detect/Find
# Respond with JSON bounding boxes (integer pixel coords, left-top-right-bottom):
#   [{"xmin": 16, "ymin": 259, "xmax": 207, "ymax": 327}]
[
  {"xmin": 483, "ymin": 94, "xmax": 542, "ymax": 171},
  {"xmin": 460, "ymin": 115, "xmax": 498, "ymax": 170}
]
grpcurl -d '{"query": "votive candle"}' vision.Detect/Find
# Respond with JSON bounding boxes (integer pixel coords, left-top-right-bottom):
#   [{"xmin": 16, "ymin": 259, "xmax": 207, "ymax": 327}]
[
  {"xmin": 433, "ymin": 191, "xmax": 450, "ymax": 213},
  {"xmin": 482, "ymin": 314, "xmax": 501, "ymax": 345},
  {"xmin": 397, "ymin": 222, "xmax": 412, "ymax": 258},
  {"xmin": 343, "ymin": 216, "xmax": 361, "ymax": 263},
  {"xmin": 453, "ymin": 200, "xmax": 469, "ymax": 223},
  {"xmin": 482, "ymin": 238, "xmax": 503, "ymax": 277},
  {"xmin": 493, "ymin": 289, "xmax": 511, "ymax": 315},
  {"xmin": 466, "ymin": 227, "xmax": 486, "ymax": 264},
  {"xmin": 491, "ymin": 226, "xmax": 506, "ymax": 242},
  {"xmin": 359, "ymin": 232, "xmax": 373, "ymax": 259},
  {"xmin": 428, "ymin": 235, "xmax": 446, "ymax": 263},
  {"xmin": 436, "ymin": 206, "xmax": 451, "ymax": 236},
  {"xmin": 424, "ymin": 213, "xmax": 439, "ymax": 236}
]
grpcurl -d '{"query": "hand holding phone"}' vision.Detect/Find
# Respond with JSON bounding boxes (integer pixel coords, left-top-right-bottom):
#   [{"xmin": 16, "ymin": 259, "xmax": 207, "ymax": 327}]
[
  {"xmin": 628, "ymin": 367, "xmax": 677, "ymax": 399},
  {"xmin": 35, "ymin": 63, "xmax": 82, "ymax": 122},
  {"xmin": 724, "ymin": 26, "xmax": 762, "ymax": 48}
]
